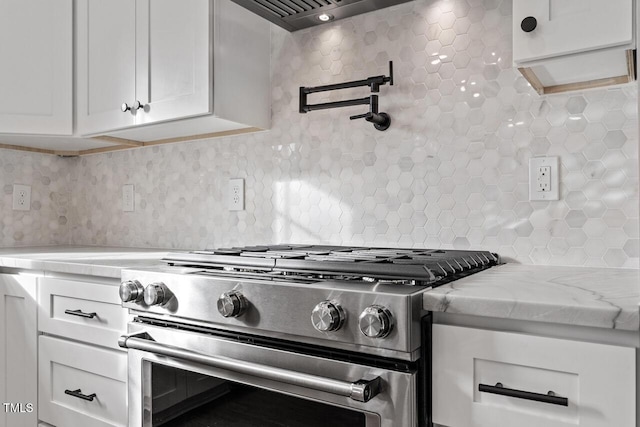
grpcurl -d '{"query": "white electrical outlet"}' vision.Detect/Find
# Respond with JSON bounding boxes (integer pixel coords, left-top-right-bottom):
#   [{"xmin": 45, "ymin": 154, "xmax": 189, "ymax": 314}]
[
  {"xmin": 123, "ymin": 184, "xmax": 135, "ymax": 212},
  {"xmin": 529, "ymin": 157, "xmax": 559, "ymax": 201},
  {"xmin": 229, "ymin": 178, "xmax": 245, "ymax": 211},
  {"xmin": 538, "ymin": 166, "xmax": 551, "ymax": 192},
  {"xmin": 12, "ymin": 184, "xmax": 31, "ymax": 211}
]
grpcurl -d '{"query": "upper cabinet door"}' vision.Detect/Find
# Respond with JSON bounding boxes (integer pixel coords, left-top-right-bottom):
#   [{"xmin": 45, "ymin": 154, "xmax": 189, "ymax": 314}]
[
  {"xmin": 134, "ymin": 0, "xmax": 212, "ymax": 126},
  {"xmin": 75, "ymin": 0, "xmax": 269, "ymax": 140},
  {"xmin": 76, "ymin": 0, "xmax": 137, "ymax": 135},
  {"xmin": 0, "ymin": 0, "xmax": 72, "ymax": 135},
  {"xmin": 513, "ymin": 0, "xmax": 633, "ymax": 63}
]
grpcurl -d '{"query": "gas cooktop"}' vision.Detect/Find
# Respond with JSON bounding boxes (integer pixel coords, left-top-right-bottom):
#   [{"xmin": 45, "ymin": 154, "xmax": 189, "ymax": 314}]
[
  {"xmin": 122, "ymin": 244, "xmax": 501, "ymax": 360},
  {"xmin": 163, "ymin": 245, "xmax": 500, "ymax": 288}
]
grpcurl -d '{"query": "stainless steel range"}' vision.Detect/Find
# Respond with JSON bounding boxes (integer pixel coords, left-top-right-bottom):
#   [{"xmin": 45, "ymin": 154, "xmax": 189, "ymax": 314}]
[{"xmin": 118, "ymin": 245, "xmax": 499, "ymax": 427}]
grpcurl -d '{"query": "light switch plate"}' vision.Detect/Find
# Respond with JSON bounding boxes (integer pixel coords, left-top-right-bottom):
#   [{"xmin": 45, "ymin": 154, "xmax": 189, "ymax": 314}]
[
  {"xmin": 12, "ymin": 184, "xmax": 31, "ymax": 211},
  {"xmin": 529, "ymin": 157, "xmax": 559, "ymax": 201},
  {"xmin": 123, "ymin": 184, "xmax": 135, "ymax": 212}
]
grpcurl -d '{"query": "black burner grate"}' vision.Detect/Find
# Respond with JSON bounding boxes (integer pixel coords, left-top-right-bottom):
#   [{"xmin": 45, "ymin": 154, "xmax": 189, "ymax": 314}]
[{"xmin": 164, "ymin": 245, "xmax": 500, "ymax": 288}]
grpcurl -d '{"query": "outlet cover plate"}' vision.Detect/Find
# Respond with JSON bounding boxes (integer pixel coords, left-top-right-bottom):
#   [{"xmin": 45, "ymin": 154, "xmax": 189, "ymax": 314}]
[
  {"xmin": 529, "ymin": 157, "xmax": 559, "ymax": 201},
  {"xmin": 12, "ymin": 184, "xmax": 31, "ymax": 211},
  {"xmin": 229, "ymin": 178, "xmax": 245, "ymax": 211},
  {"xmin": 123, "ymin": 184, "xmax": 135, "ymax": 212}
]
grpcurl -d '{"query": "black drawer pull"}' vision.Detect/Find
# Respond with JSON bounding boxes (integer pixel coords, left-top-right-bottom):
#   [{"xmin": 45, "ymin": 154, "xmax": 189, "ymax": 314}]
[
  {"xmin": 64, "ymin": 309, "xmax": 97, "ymax": 319},
  {"xmin": 64, "ymin": 389, "xmax": 97, "ymax": 402},
  {"xmin": 479, "ymin": 382, "xmax": 568, "ymax": 406}
]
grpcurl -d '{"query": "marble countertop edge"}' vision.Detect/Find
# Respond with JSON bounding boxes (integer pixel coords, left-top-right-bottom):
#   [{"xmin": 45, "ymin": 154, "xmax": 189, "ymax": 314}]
[{"xmin": 423, "ymin": 263, "xmax": 640, "ymax": 331}]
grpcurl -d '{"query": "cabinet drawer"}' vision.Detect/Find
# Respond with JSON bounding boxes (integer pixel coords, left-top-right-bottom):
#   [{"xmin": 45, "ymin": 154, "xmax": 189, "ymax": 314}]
[
  {"xmin": 432, "ymin": 324, "xmax": 635, "ymax": 427},
  {"xmin": 38, "ymin": 278, "xmax": 127, "ymax": 350},
  {"xmin": 39, "ymin": 336, "xmax": 127, "ymax": 427}
]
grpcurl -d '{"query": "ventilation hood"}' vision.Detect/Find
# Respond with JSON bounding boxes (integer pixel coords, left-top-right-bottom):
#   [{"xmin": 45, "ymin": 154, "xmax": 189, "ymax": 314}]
[{"xmin": 230, "ymin": 0, "xmax": 412, "ymax": 31}]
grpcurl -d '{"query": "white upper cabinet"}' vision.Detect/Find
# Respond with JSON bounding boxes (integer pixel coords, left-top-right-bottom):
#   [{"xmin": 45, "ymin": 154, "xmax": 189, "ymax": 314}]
[
  {"xmin": 0, "ymin": 0, "xmax": 72, "ymax": 135},
  {"xmin": 76, "ymin": 0, "xmax": 137, "ymax": 135},
  {"xmin": 77, "ymin": 0, "xmax": 270, "ymax": 141},
  {"xmin": 513, "ymin": 0, "xmax": 635, "ymax": 94},
  {"xmin": 134, "ymin": 0, "xmax": 211, "ymax": 126},
  {"xmin": 513, "ymin": 0, "xmax": 633, "ymax": 62}
]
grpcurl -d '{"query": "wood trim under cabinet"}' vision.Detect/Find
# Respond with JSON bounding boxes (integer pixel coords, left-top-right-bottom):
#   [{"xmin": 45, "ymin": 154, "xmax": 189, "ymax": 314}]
[
  {"xmin": 0, "ymin": 142, "xmax": 78, "ymax": 157},
  {"xmin": 141, "ymin": 126, "xmax": 263, "ymax": 146},
  {"xmin": 517, "ymin": 67, "xmax": 545, "ymax": 95},
  {"xmin": 542, "ymin": 74, "xmax": 633, "ymax": 94},
  {"xmin": 89, "ymin": 136, "xmax": 145, "ymax": 147},
  {"xmin": 0, "ymin": 126, "xmax": 264, "ymax": 157},
  {"xmin": 78, "ymin": 126, "xmax": 264, "ymax": 155},
  {"xmin": 519, "ymin": 49, "xmax": 636, "ymax": 95}
]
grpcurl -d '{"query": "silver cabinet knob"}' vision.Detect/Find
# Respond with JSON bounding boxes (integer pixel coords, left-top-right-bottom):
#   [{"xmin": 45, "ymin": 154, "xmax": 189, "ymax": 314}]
[
  {"xmin": 119, "ymin": 280, "xmax": 144, "ymax": 303},
  {"xmin": 217, "ymin": 290, "xmax": 248, "ymax": 318},
  {"xmin": 359, "ymin": 305, "xmax": 394, "ymax": 338},
  {"xmin": 311, "ymin": 301, "xmax": 345, "ymax": 332},
  {"xmin": 143, "ymin": 282, "xmax": 170, "ymax": 306},
  {"xmin": 121, "ymin": 101, "xmax": 144, "ymax": 112}
]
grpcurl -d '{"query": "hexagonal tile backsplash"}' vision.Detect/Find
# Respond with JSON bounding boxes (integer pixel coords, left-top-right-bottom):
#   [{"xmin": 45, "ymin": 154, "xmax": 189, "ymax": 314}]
[
  {"xmin": 0, "ymin": 149, "xmax": 70, "ymax": 247},
  {"xmin": 4, "ymin": 0, "xmax": 640, "ymax": 268}
]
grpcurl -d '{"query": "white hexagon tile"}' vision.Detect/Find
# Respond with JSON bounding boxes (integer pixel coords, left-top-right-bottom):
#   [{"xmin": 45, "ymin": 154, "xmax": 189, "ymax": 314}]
[
  {"xmin": 7, "ymin": 0, "xmax": 640, "ymax": 268},
  {"xmin": 0, "ymin": 149, "xmax": 71, "ymax": 247}
]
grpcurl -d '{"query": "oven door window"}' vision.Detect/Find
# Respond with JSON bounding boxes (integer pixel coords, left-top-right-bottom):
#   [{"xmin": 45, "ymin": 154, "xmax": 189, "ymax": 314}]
[{"xmin": 147, "ymin": 362, "xmax": 368, "ymax": 427}]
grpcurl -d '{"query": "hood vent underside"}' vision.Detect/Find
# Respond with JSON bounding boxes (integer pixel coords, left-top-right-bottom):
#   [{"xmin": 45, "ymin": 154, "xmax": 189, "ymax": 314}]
[{"xmin": 231, "ymin": 0, "xmax": 414, "ymax": 31}]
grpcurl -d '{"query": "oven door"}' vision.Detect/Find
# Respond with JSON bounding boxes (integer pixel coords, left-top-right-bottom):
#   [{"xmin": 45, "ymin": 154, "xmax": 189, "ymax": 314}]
[{"xmin": 121, "ymin": 322, "xmax": 418, "ymax": 427}]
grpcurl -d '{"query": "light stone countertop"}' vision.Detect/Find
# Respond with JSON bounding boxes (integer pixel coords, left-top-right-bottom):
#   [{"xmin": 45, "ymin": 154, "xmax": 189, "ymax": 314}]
[
  {"xmin": 424, "ymin": 264, "xmax": 640, "ymax": 331},
  {"xmin": 0, "ymin": 246, "xmax": 171, "ymax": 278}
]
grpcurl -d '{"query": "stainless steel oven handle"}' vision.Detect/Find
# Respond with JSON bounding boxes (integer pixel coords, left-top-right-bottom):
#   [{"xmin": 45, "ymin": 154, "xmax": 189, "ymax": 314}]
[{"xmin": 119, "ymin": 332, "xmax": 382, "ymax": 403}]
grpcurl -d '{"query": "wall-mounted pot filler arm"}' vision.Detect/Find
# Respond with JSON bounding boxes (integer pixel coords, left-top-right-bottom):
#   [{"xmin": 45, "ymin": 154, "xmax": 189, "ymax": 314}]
[{"xmin": 299, "ymin": 61, "xmax": 393, "ymax": 131}]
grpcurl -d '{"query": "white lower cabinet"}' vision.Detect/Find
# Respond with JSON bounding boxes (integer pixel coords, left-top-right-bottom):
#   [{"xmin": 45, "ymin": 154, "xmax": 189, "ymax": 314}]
[
  {"xmin": 37, "ymin": 277, "xmax": 128, "ymax": 427},
  {"xmin": 38, "ymin": 278, "xmax": 128, "ymax": 350},
  {"xmin": 0, "ymin": 274, "xmax": 38, "ymax": 427},
  {"xmin": 38, "ymin": 336, "xmax": 127, "ymax": 427},
  {"xmin": 432, "ymin": 324, "xmax": 636, "ymax": 427}
]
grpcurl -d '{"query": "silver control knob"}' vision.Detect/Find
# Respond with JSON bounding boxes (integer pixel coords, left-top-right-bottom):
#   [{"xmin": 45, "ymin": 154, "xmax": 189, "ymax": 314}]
[
  {"xmin": 143, "ymin": 282, "xmax": 170, "ymax": 306},
  {"xmin": 119, "ymin": 280, "xmax": 144, "ymax": 303},
  {"xmin": 217, "ymin": 290, "xmax": 248, "ymax": 318},
  {"xmin": 311, "ymin": 301, "xmax": 345, "ymax": 332},
  {"xmin": 359, "ymin": 305, "xmax": 394, "ymax": 338}
]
